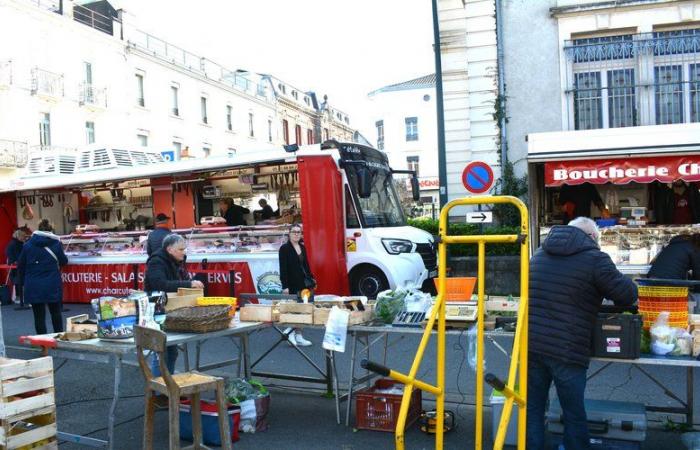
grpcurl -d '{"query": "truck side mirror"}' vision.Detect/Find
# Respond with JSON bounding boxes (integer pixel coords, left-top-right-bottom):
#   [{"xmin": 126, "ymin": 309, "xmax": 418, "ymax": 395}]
[
  {"xmin": 410, "ymin": 176, "xmax": 420, "ymax": 201},
  {"xmin": 357, "ymin": 168, "xmax": 372, "ymax": 199}
]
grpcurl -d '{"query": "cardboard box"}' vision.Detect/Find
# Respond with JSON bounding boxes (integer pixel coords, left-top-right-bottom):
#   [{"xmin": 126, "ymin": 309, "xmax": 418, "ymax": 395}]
[
  {"xmin": 278, "ymin": 302, "xmax": 314, "ymax": 314},
  {"xmin": 313, "ymin": 303, "xmax": 374, "ymax": 326},
  {"xmin": 166, "ymin": 288, "xmax": 204, "ymax": 312},
  {"xmin": 240, "ymin": 304, "xmax": 280, "ymax": 322},
  {"xmin": 279, "ymin": 312, "xmax": 314, "ymax": 325},
  {"xmin": 66, "ymin": 314, "xmax": 98, "ymax": 333}
]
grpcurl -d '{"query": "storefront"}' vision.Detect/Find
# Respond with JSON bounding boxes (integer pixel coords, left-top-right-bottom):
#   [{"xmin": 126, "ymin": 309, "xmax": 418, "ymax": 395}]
[{"xmin": 528, "ymin": 123, "xmax": 700, "ymax": 275}]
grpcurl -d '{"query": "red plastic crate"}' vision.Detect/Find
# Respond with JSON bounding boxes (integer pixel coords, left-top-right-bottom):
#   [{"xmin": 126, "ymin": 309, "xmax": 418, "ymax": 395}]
[{"xmin": 355, "ymin": 378, "xmax": 422, "ymax": 432}]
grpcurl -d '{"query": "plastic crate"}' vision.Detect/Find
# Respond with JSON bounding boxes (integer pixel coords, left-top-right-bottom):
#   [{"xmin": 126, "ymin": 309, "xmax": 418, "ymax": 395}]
[
  {"xmin": 592, "ymin": 314, "xmax": 642, "ymax": 359},
  {"xmin": 642, "ymin": 310, "xmax": 688, "ymax": 330},
  {"xmin": 434, "ymin": 277, "xmax": 476, "ymax": 302},
  {"xmin": 638, "ymin": 285, "xmax": 688, "ymax": 301},
  {"xmin": 197, "ymin": 297, "xmax": 237, "ymax": 316},
  {"xmin": 638, "ymin": 299, "xmax": 688, "ymax": 312},
  {"xmin": 355, "ymin": 379, "xmax": 422, "ymax": 432}
]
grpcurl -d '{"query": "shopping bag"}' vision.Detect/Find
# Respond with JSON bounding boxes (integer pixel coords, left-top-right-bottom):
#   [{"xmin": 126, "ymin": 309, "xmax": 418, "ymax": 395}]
[{"xmin": 322, "ymin": 306, "xmax": 350, "ymax": 352}]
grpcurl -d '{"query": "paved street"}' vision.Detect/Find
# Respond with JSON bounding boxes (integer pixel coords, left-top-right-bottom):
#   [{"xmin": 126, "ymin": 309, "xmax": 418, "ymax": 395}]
[{"xmin": 0, "ymin": 304, "xmax": 692, "ymax": 449}]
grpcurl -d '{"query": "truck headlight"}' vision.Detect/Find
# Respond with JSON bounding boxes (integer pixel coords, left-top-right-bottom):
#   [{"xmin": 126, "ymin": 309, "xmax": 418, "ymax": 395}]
[{"xmin": 382, "ymin": 238, "xmax": 414, "ymax": 255}]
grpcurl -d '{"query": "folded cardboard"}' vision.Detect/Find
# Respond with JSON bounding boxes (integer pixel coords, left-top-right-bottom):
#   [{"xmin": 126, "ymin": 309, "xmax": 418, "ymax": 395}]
[{"xmin": 239, "ymin": 304, "xmax": 280, "ymax": 322}]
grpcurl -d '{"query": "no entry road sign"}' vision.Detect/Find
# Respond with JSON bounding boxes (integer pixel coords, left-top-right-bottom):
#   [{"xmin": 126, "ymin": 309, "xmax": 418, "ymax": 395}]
[{"xmin": 462, "ymin": 161, "xmax": 494, "ymax": 194}]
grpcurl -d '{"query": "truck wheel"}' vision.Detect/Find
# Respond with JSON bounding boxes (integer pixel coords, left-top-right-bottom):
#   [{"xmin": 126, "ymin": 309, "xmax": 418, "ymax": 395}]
[{"xmin": 350, "ymin": 266, "xmax": 388, "ymax": 299}]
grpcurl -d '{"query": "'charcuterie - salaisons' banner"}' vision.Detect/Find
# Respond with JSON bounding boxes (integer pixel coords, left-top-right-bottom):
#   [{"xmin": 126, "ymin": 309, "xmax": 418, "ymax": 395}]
[{"xmin": 545, "ymin": 155, "xmax": 700, "ymax": 187}]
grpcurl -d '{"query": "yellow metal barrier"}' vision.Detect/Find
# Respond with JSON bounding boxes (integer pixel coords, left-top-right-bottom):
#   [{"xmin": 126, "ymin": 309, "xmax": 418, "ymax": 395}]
[{"xmin": 362, "ymin": 195, "xmax": 529, "ymax": 449}]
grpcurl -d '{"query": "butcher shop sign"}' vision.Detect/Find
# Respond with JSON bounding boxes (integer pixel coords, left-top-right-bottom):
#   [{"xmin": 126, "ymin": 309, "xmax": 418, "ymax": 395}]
[{"xmin": 545, "ymin": 155, "xmax": 700, "ymax": 187}]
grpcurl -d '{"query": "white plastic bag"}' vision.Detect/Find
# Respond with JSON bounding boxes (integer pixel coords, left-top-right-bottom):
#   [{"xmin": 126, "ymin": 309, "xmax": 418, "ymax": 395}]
[
  {"xmin": 467, "ymin": 326, "xmax": 484, "ymax": 372},
  {"xmin": 404, "ymin": 289, "xmax": 432, "ymax": 313},
  {"xmin": 650, "ymin": 312, "xmax": 675, "ymax": 355},
  {"xmin": 322, "ymin": 306, "xmax": 350, "ymax": 352}
]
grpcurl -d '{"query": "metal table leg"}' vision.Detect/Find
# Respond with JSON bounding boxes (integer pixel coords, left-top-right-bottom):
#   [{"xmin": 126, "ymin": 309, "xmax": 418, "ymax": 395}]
[
  {"xmin": 330, "ymin": 350, "xmax": 341, "ymax": 425},
  {"xmin": 242, "ymin": 332, "xmax": 251, "ymax": 379},
  {"xmin": 345, "ymin": 331, "xmax": 358, "ymax": 426},
  {"xmin": 688, "ymin": 366, "xmax": 694, "ymax": 427},
  {"xmin": 106, "ymin": 355, "xmax": 122, "ymax": 450}
]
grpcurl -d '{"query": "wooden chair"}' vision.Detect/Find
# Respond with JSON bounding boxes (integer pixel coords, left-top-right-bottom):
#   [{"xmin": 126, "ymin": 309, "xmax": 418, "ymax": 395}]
[{"xmin": 134, "ymin": 326, "xmax": 232, "ymax": 450}]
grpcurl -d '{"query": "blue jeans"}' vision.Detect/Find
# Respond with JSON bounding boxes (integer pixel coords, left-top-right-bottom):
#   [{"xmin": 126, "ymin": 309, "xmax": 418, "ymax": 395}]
[
  {"xmin": 151, "ymin": 346, "xmax": 179, "ymax": 377},
  {"xmin": 527, "ymin": 352, "xmax": 589, "ymax": 450}
]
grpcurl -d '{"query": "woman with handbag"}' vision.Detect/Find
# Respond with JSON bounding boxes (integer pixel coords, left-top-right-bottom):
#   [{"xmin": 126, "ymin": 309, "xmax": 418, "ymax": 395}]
[
  {"xmin": 16, "ymin": 219, "xmax": 67, "ymax": 334},
  {"xmin": 278, "ymin": 223, "xmax": 315, "ymax": 346}
]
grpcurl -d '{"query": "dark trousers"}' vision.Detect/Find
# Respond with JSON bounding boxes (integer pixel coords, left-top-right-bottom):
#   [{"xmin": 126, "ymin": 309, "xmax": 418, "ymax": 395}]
[
  {"xmin": 527, "ymin": 352, "xmax": 589, "ymax": 450},
  {"xmin": 31, "ymin": 303, "xmax": 63, "ymax": 335}
]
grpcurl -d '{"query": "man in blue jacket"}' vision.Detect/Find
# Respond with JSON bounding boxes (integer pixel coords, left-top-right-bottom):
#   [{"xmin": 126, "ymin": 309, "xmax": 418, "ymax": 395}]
[
  {"xmin": 527, "ymin": 217, "xmax": 637, "ymax": 450},
  {"xmin": 146, "ymin": 213, "xmax": 171, "ymax": 256}
]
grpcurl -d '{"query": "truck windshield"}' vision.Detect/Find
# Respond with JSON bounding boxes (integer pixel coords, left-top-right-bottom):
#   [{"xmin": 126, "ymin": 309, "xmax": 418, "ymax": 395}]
[{"xmin": 347, "ymin": 166, "xmax": 406, "ymax": 228}]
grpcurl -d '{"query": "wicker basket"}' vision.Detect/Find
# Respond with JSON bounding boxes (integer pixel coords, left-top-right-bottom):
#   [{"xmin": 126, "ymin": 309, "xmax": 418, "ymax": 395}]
[{"xmin": 164, "ymin": 305, "xmax": 232, "ymax": 333}]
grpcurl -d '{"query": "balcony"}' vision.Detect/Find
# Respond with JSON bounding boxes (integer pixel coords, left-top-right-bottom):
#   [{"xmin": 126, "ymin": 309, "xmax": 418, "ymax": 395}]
[
  {"xmin": 31, "ymin": 68, "xmax": 63, "ymax": 99},
  {"xmin": 79, "ymin": 82, "xmax": 107, "ymax": 109},
  {"xmin": 0, "ymin": 140, "xmax": 28, "ymax": 169},
  {"xmin": 563, "ymin": 30, "xmax": 700, "ymax": 131}
]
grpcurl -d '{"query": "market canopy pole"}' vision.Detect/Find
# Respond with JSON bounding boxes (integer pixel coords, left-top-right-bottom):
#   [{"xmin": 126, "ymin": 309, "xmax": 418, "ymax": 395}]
[
  {"xmin": 432, "ymin": 0, "xmax": 448, "ymax": 209},
  {"xmin": 361, "ymin": 195, "xmax": 530, "ymax": 450}
]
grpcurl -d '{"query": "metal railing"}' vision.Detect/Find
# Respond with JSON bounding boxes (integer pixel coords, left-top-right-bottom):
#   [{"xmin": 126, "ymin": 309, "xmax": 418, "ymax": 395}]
[
  {"xmin": 72, "ymin": 4, "xmax": 115, "ymax": 36},
  {"xmin": 23, "ymin": 0, "xmax": 60, "ymax": 14},
  {"xmin": 0, "ymin": 140, "xmax": 29, "ymax": 168},
  {"xmin": 79, "ymin": 82, "xmax": 107, "ymax": 108},
  {"xmin": 31, "ymin": 67, "xmax": 63, "ymax": 98},
  {"xmin": 564, "ymin": 30, "xmax": 700, "ymax": 130}
]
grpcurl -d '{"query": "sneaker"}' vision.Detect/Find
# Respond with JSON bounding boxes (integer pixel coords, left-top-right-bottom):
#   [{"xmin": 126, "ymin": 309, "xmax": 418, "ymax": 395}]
[
  {"xmin": 294, "ymin": 332, "xmax": 312, "ymax": 347},
  {"xmin": 285, "ymin": 329, "xmax": 297, "ymax": 347}
]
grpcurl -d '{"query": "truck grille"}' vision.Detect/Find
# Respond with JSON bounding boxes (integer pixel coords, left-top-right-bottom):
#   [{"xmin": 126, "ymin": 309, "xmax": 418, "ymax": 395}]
[{"xmin": 415, "ymin": 243, "xmax": 437, "ymax": 271}]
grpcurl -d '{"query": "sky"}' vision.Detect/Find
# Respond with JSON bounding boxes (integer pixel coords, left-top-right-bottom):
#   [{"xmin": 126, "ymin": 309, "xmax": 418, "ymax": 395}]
[{"xmin": 116, "ymin": 0, "xmax": 436, "ymax": 138}]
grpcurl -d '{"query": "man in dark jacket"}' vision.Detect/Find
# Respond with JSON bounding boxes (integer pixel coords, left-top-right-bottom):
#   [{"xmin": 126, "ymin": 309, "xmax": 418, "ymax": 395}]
[
  {"xmin": 144, "ymin": 234, "xmax": 202, "ymax": 408},
  {"xmin": 146, "ymin": 213, "xmax": 172, "ymax": 256},
  {"xmin": 527, "ymin": 217, "xmax": 637, "ymax": 450},
  {"xmin": 5, "ymin": 228, "xmax": 28, "ymax": 306},
  {"xmin": 219, "ymin": 198, "xmax": 249, "ymax": 226}
]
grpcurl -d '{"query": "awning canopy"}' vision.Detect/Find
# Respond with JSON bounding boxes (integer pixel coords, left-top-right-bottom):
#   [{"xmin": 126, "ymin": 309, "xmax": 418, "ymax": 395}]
[{"xmin": 545, "ymin": 155, "xmax": 700, "ymax": 187}]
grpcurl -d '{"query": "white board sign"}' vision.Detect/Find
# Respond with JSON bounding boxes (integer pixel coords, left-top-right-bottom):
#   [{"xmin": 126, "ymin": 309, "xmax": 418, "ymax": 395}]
[{"xmin": 466, "ymin": 211, "xmax": 493, "ymax": 223}]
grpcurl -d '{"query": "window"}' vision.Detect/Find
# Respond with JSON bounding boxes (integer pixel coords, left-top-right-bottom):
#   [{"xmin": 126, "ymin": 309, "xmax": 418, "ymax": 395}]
[
  {"xmin": 200, "ymin": 96, "xmax": 208, "ymax": 124},
  {"xmin": 85, "ymin": 121, "xmax": 95, "ymax": 144},
  {"xmin": 405, "ymin": 117, "xmax": 418, "ymax": 141},
  {"xmin": 375, "ymin": 120, "xmax": 384, "ymax": 150},
  {"xmin": 573, "ymin": 72, "xmax": 602, "ymax": 130},
  {"xmin": 135, "ymin": 73, "xmax": 144, "ymax": 107},
  {"xmin": 295, "ymin": 125, "xmax": 302, "ymax": 145},
  {"xmin": 84, "ymin": 62, "xmax": 92, "ymax": 84},
  {"xmin": 282, "ymin": 119, "xmax": 289, "ymax": 144},
  {"xmin": 407, "ymin": 156, "xmax": 420, "ymax": 177},
  {"xmin": 173, "ymin": 141, "xmax": 182, "ymax": 155},
  {"xmin": 607, "ymin": 69, "xmax": 636, "ymax": 128},
  {"xmin": 692, "ymin": 64, "xmax": 700, "ymax": 122},
  {"xmin": 137, "ymin": 134, "xmax": 148, "ymax": 147},
  {"xmin": 345, "ymin": 186, "xmax": 360, "ymax": 229},
  {"xmin": 39, "ymin": 113, "xmax": 51, "ymax": 147},
  {"xmin": 248, "ymin": 112, "xmax": 254, "ymax": 137},
  {"xmin": 307, "ymin": 129, "xmax": 313, "ymax": 145},
  {"xmin": 655, "ymin": 65, "xmax": 684, "ymax": 124},
  {"xmin": 323, "ymin": 128, "xmax": 329, "ymax": 141},
  {"xmin": 226, "ymin": 105, "xmax": 233, "ymax": 131},
  {"xmin": 203, "ymin": 146, "xmax": 211, "ymax": 158},
  {"xmin": 171, "ymin": 86, "xmax": 179, "ymax": 116},
  {"xmin": 268, "ymin": 120, "xmax": 273, "ymax": 143}
]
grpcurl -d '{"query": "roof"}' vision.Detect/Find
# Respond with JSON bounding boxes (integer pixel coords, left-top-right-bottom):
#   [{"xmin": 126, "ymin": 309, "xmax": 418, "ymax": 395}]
[{"xmin": 368, "ymin": 74, "xmax": 436, "ymax": 96}]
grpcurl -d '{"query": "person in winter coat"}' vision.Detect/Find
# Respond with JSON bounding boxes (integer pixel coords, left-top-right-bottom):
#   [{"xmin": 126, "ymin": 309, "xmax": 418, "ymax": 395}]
[
  {"xmin": 17, "ymin": 220, "xmax": 68, "ymax": 334},
  {"xmin": 527, "ymin": 217, "xmax": 637, "ymax": 450},
  {"xmin": 146, "ymin": 213, "xmax": 171, "ymax": 256},
  {"xmin": 278, "ymin": 223, "xmax": 315, "ymax": 346},
  {"xmin": 219, "ymin": 198, "xmax": 249, "ymax": 226},
  {"xmin": 5, "ymin": 227, "xmax": 28, "ymax": 305},
  {"xmin": 648, "ymin": 234, "xmax": 700, "ymax": 282},
  {"xmin": 144, "ymin": 234, "xmax": 203, "ymax": 407}
]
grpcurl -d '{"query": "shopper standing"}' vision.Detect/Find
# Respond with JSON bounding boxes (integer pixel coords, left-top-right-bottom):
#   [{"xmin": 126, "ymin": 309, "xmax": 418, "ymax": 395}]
[
  {"xmin": 5, "ymin": 227, "xmax": 28, "ymax": 305},
  {"xmin": 146, "ymin": 213, "xmax": 172, "ymax": 256},
  {"xmin": 17, "ymin": 219, "xmax": 67, "ymax": 334},
  {"xmin": 527, "ymin": 217, "xmax": 637, "ymax": 450},
  {"xmin": 278, "ymin": 223, "xmax": 315, "ymax": 346}
]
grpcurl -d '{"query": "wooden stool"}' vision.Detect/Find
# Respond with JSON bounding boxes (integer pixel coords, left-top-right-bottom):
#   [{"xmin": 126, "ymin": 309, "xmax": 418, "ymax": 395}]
[{"xmin": 135, "ymin": 326, "xmax": 232, "ymax": 450}]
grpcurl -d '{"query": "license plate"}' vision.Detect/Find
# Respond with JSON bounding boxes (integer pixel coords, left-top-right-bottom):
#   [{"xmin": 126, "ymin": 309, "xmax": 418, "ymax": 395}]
[{"xmin": 429, "ymin": 270, "xmax": 437, "ymax": 278}]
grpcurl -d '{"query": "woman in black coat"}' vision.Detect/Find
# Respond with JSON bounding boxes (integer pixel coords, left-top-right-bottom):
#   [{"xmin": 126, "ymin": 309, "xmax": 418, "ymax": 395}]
[
  {"xmin": 278, "ymin": 223, "xmax": 315, "ymax": 346},
  {"xmin": 17, "ymin": 220, "xmax": 67, "ymax": 334}
]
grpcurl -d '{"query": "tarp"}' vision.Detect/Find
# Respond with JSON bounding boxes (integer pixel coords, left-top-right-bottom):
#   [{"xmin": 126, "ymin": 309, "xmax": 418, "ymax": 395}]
[{"xmin": 545, "ymin": 155, "xmax": 700, "ymax": 186}]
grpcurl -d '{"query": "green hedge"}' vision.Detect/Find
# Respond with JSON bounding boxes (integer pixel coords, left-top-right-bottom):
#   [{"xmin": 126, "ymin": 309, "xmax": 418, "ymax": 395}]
[{"xmin": 408, "ymin": 218, "xmax": 522, "ymax": 257}]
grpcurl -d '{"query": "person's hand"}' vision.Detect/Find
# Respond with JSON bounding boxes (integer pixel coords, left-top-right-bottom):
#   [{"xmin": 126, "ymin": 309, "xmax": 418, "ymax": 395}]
[
  {"xmin": 191, "ymin": 280, "xmax": 204, "ymax": 289},
  {"xmin": 282, "ymin": 288, "xmax": 289, "ymax": 294}
]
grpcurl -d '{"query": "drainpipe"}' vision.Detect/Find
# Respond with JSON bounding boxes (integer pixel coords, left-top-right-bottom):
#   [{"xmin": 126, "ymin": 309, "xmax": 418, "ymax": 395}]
[
  {"xmin": 432, "ymin": 0, "xmax": 448, "ymax": 208},
  {"xmin": 495, "ymin": 0, "xmax": 508, "ymax": 167}
]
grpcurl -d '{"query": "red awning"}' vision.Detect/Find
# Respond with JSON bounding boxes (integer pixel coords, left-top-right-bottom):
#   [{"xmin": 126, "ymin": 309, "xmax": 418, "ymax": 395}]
[{"xmin": 544, "ymin": 155, "xmax": 700, "ymax": 186}]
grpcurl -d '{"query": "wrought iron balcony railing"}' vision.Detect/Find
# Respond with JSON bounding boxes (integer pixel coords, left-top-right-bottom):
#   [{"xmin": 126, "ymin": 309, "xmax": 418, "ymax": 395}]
[
  {"xmin": 563, "ymin": 29, "xmax": 700, "ymax": 130},
  {"xmin": 0, "ymin": 140, "xmax": 28, "ymax": 168},
  {"xmin": 31, "ymin": 67, "xmax": 64, "ymax": 98},
  {"xmin": 79, "ymin": 82, "xmax": 107, "ymax": 108}
]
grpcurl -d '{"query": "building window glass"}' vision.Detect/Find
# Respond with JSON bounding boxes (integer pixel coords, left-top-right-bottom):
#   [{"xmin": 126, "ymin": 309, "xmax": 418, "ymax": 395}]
[
  {"xmin": 171, "ymin": 86, "xmax": 179, "ymax": 116},
  {"xmin": 268, "ymin": 120, "xmax": 273, "ymax": 143},
  {"xmin": 85, "ymin": 121, "xmax": 95, "ymax": 144},
  {"xmin": 135, "ymin": 73, "xmax": 144, "ymax": 107},
  {"xmin": 282, "ymin": 119, "xmax": 289, "ymax": 144},
  {"xmin": 173, "ymin": 141, "xmax": 182, "ymax": 155},
  {"xmin": 375, "ymin": 120, "xmax": 384, "ymax": 150},
  {"xmin": 203, "ymin": 146, "xmax": 211, "ymax": 158},
  {"xmin": 607, "ymin": 69, "xmax": 636, "ymax": 128},
  {"xmin": 691, "ymin": 63, "xmax": 700, "ymax": 123},
  {"xmin": 137, "ymin": 134, "xmax": 148, "ymax": 147},
  {"xmin": 248, "ymin": 112, "xmax": 254, "ymax": 137},
  {"xmin": 405, "ymin": 117, "xmax": 418, "ymax": 141},
  {"xmin": 407, "ymin": 156, "xmax": 420, "ymax": 178},
  {"xmin": 655, "ymin": 65, "xmax": 684, "ymax": 124},
  {"xmin": 200, "ymin": 96, "xmax": 208, "ymax": 124},
  {"xmin": 84, "ymin": 62, "xmax": 92, "ymax": 84},
  {"xmin": 573, "ymin": 72, "xmax": 602, "ymax": 130},
  {"xmin": 345, "ymin": 186, "xmax": 360, "ymax": 229},
  {"xmin": 295, "ymin": 125, "xmax": 302, "ymax": 145},
  {"xmin": 226, "ymin": 105, "xmax": 233, "ymax": 131},
  {"xmin": 39, "ymin": 113, "xmax": 51, "ymax": 147},
  {"xmin": 323, "ymin": 128, "xmax": 329, "ymax": 141},
  {"xmin": 307, "ymin": 129, "xmax": 313, "ymax": 145}
]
